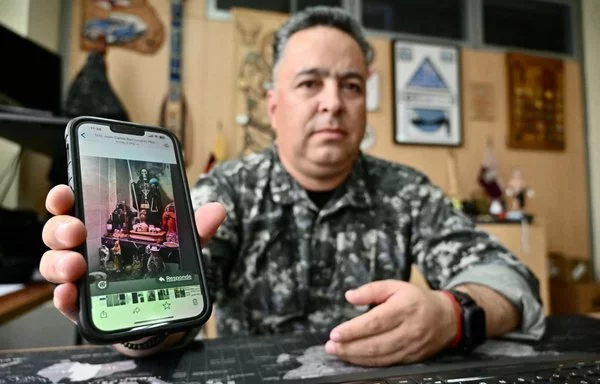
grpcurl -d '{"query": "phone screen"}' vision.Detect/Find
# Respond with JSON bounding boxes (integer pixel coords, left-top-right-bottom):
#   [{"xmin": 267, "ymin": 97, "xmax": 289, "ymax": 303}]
[{"xmin": 75, "ymin": 122, "xmax": 205, "ymax": 332}]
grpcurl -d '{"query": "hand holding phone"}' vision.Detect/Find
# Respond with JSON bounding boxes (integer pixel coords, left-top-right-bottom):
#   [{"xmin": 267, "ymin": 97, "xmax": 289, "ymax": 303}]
[{"xmin": 43, "ymin": 116, "xmax": 215, "ymax": 344}]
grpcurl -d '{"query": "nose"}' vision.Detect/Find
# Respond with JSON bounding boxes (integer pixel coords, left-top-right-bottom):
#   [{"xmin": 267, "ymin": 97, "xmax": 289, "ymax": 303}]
[{"xmin": 318, "ymin": 80, "xmax": 342, "ymax": 115}]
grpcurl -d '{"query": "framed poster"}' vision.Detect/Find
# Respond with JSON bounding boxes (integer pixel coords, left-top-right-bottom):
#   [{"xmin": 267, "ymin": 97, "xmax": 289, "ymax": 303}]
[
  {"xmin": 506, "ymin": 52, "xmax": 565, "ymax": 151},
  {"xmin": 392, "ymin": 40, "xmax": 462, "ymax": 146}
]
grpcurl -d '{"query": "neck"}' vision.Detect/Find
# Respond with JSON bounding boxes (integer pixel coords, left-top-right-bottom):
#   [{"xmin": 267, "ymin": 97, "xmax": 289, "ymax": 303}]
[{"xmin": 277, "ymin": 152, "xmax": 355, "ymax": 192}]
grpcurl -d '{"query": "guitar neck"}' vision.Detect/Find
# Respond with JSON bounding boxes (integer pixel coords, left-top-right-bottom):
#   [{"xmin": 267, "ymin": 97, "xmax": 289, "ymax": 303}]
[
  {"xmin": 446, "ymin": 151, "xmax": 460, "ymax": 199},
  {"xmin": 169, "ymin": 0, "xmax": 183, "ymax": 101}
]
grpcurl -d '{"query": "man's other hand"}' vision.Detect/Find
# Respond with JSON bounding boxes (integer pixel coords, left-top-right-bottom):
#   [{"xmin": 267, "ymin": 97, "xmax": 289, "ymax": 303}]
[{"xmin": 325, "ymin": 280, "xmax": 458, "ymax": 367}]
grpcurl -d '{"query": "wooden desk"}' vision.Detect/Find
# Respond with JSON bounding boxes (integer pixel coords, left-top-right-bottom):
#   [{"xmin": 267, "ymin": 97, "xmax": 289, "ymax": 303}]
[
  {"xmin": 0, "ymin": 282, "xmax": 54, "ymax": 325},
  {"xmin": 1, "ymin": 315, "xmax": 599, "ymax": 382}
]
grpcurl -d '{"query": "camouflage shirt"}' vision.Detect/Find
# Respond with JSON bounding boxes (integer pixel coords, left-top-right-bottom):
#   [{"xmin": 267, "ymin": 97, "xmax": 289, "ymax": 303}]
[{"xmin": 191, "ymin": 146, "xmax": 545, "ymax": 339}]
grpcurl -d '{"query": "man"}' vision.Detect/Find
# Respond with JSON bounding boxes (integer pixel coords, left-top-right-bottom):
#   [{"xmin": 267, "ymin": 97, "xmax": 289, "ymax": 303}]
[{"xmin": 40, "ymin": 6, "xmax": 544, "ymax": 366}]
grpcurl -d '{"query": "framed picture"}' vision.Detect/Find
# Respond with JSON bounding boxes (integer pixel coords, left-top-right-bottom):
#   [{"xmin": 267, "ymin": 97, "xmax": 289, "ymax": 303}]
[{"xmin": 392, "ymin": 40, "xmax": 462, "ymax": 146}]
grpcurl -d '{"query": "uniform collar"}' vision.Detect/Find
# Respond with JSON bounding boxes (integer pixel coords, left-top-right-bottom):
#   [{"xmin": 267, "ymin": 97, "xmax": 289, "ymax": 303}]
[{"xmin": 268, "ymin": 146, "xmax": 373, "ymax": 210}]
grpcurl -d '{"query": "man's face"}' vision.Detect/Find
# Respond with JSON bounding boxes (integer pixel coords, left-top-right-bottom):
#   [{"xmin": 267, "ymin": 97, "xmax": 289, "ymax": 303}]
[{"xmin": 267, "ymin": 27, "xmax": 367, "ymax": 180}]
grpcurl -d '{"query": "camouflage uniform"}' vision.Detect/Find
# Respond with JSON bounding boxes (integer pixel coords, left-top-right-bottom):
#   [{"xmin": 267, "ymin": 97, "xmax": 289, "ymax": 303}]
[{"xmin": 191, "ymin": 146, "xmax": 545, "ymax": 339}]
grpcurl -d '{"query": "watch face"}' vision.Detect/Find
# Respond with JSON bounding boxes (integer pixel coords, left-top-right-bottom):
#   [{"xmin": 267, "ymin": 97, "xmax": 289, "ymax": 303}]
[{"xmin": 465, "ymin": 307, "xmax": 487, "ymax": 346}]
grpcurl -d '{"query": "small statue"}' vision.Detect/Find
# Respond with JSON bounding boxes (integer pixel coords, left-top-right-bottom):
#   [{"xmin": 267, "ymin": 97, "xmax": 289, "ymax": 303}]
[
  {"xmin": 111, "ymin": 240, "xmax": 122, "ymax": 272},
  {"xmin": 131, "ymin": 168, "xmax": 163, "ymax": 227},
  {"xmin": 505, "ymin": 168, "xmax": 535, "ymax": 212},
  {"xmin": 99, "ymin": 245, "xmax": 110, "ymax": 270},
  {"xmin": 110, "ymin": 201, "xmax": 136, "ymax": 233},
  {"xmin": 161, "ymin": 202, "xmax": 177, "ymax": 244},
  {"xmin": 146, "ymin": 244, "xmax": 165, "ymax": 277},
  {"xmin": 132, "ymin": 209, "xmax": 149, "ymax": 232},
  {"xmin": 125, "ymin": 254, "xmax": 143, "ymax": 279}
]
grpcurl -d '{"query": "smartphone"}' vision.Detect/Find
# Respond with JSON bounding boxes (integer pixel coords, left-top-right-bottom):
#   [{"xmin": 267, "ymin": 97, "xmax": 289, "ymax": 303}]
[{"xmin": 65, "ymin": 116, "xmax": 211, "ymax": 343}]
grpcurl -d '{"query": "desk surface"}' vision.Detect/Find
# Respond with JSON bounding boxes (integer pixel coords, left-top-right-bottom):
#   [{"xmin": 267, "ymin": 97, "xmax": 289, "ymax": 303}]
[
  {"xmin": 0, "ymin": 282, "xmax": 54, "ymax": 325},
  {"xmin": 0, "ymin": 315, "xmax": 599, "ymax": 383}
]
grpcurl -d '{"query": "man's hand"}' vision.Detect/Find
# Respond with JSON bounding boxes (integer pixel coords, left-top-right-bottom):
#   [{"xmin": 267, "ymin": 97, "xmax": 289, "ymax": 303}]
[
  {"xmin": 39, "ymin": 184, "xmax": 226, "ymax": 356},
  {"xmin": 325, "ymin": 280, "xmax": 458, "ymax": 367}
]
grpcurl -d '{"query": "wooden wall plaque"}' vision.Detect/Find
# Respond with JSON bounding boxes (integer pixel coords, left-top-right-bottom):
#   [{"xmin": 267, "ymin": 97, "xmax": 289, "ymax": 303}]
[{"xmin": 506, "ymin": 53, "xmax": 565, "ymax": 151}]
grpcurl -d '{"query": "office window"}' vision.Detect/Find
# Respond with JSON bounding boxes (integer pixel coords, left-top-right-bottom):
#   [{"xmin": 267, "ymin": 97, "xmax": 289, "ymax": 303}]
[
  {"xmin": 361, "ymin": 0, "xmax": 465, "ymax": 40},
  {"xmin": 214, "ymin": 0, "xmax": 290, "ymax": 13},
  {"xmin": 297, "ymin": 0, "xmax": 343, "ymax": 11},
  {"xmin": 483, "ymin": 0, "xmax": 572, "ymax": 54},
  {"xmin": 209, "ymin": 0, "xmax": 343, "ymax": 17}
]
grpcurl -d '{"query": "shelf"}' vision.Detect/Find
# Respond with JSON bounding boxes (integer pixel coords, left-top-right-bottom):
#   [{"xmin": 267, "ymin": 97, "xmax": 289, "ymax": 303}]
[{"xmin": 0, "ymin": 112, "xmax": 70, "ymax": 156}]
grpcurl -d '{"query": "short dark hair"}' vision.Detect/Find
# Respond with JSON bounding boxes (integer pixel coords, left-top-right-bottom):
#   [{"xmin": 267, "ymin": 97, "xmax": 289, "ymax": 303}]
[{"xmin": 272, "ymin": 6, "xmax": 374, "ymax": 78}]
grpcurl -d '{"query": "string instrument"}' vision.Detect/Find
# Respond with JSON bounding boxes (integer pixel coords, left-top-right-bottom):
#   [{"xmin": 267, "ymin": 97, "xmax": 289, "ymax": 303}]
[
  {"xmin": 160, "ymin": 0, "xmax": 188, "ymax": 162},
  {"xmin": 446, "ymin": 150, "xmax": 463, "ymax": 210}
]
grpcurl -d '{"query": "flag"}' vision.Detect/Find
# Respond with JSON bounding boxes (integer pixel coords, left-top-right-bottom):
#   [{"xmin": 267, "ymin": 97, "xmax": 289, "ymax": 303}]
[{"xmin": 203, "ymin": 122, "xmax": 228, "ymax": 173}]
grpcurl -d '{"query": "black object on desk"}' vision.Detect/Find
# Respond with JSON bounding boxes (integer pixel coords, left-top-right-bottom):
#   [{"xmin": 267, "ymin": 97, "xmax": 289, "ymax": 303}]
[
  {"xmin": 1, "ymin": 315, "xmax": 600, "ymax": 383},
  {"xmin": 0, "ymin": 112, "xmax": 70, "ymax": 157}
]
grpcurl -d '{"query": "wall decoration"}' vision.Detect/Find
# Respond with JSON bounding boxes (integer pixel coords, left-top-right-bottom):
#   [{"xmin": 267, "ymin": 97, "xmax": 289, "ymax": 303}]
[
  {"xmin": 159, "ymin": 0, "xmax": 190, "ymax": 164},
  {"xmin": 470, "ymin": 82, "xmax": 495, "ymax": 122},
  {"xmin": 360, "ymin": 125, "xmax": 376, "ymax": 152},
  {"xmin": 366, "ymin": 70, "xmax": 380, "ymax": 112},
  {"xmin": 232, "ymin": 8, "xmax": 287, "ymax": 156},
  {"xmin": 392, "ymin": 40, "xmax": 462, "ymax": 146},
  {"xmin": 506, "ymin": 53, "xmax": 565, "ymax": 151},
  {"xmin": 81, "ymin": 0, "xmax": 165, "ymax": 55}
]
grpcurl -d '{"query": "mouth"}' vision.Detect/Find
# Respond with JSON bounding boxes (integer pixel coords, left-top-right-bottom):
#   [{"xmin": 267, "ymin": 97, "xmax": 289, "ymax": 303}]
[{"xmin": 312, "ymin": 128, "xmax": 348, "ymax": 139}]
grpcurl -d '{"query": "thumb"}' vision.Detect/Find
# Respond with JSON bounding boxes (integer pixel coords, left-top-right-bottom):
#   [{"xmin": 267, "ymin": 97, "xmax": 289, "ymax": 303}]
[
  {"xmin": 194, "ymin": 202, "xmax": 227, "ymax": 246},
  {"xmin": 345, "ymin": 280, "xmax": 405, "ymax": 306}
]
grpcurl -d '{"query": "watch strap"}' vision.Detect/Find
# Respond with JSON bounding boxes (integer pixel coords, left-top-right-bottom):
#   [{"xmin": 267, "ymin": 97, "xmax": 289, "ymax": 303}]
[
  {"xmin": 446, "ymin": 289, "xmax": 487, "ymax": 354},
  {"xmin": 121, "ymin": 333, "xmax": 169, "ymax": 350},
  {"xmin": 448, "ymin": 289, "xmax": 477, "ymax": 307},
  {"xmin": 441, "ymin": 290, "xmax": 463, "ymax": 348}
]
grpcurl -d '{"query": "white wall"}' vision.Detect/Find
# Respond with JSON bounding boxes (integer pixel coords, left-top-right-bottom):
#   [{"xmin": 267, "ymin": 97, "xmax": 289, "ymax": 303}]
[
  {"xmin": 28, "ymin": 0, "xmax": 62, "ymax": 53},
  {"xmin": 0, "ymin": 0, "xmax": 30, "ymax": 36},
  {"xmin": 582, "ymin": 0, "xmax": 600, "ymax": 278}
]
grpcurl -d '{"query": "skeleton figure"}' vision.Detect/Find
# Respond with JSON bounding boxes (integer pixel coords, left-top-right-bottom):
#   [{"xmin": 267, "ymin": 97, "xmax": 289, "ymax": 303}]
[{"xmin": 131, "ymin": 168, "xmax": 163, "ymax": 226}]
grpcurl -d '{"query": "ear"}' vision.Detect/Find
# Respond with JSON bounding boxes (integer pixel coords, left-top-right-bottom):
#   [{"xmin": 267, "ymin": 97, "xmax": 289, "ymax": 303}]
[{"xmin": 267, "ymin": 89, "xmax": 278, "ymax": 130}]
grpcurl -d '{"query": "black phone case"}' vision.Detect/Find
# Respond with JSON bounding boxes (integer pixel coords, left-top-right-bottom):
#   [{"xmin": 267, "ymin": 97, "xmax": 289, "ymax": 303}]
[{"xmin": 65, "ymin": 116, "xmax": 212, "ymax": 344}]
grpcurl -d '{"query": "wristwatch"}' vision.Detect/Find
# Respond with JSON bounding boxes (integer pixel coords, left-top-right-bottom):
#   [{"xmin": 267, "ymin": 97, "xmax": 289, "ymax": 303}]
[{"xmin": 448, "ymin": 289, "xmax": 487, "ymax": 354}]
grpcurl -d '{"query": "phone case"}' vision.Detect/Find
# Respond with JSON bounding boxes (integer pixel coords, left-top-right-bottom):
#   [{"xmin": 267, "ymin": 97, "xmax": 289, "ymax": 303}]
[{"xmin": 64, "ymin": 116, "xmax": 212, "ymax": 344}]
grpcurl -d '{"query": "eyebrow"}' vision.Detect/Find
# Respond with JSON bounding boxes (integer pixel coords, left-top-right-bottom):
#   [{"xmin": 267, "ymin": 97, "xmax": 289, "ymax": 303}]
[{"xmin": 294, "ymin": 67, "xmax": 365, "ymax": 82}]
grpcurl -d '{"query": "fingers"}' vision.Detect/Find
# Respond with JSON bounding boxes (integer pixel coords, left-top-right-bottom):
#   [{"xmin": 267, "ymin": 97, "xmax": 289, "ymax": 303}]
[
  {"xmin": 330, "ymin": 343, "xmax": 408, "ymax": 367},
  {"xmin": 326, "ymin": 326, "xmax": 400, "ymax": 358},
  {"xmin": 326, "ymin": 328, "xmax": 410, "ymax": 366},
  {"xmin": 42, "ymin": 215, "xmax": 87, "ymax": 250},
  {"xmin": 329, "ymin": 300, "xmax": 402, "ymax": 343},
  {"xmin": 327, "ymin": 321, "xmax": 430, "ymax": 366},
  {"xmin": 344, "ymin": 279, "xmax": 404, "ymax": 306},
  {"xmin": 45, "ymin": 185, "xmax": 75, "ymax": 216},
  {"xmin": 39, "ymin": 250, "xmax": 87, "ymax": 284},
  {"xmin": 194, "ymin": 202, "xmax": 227, "ymax": 246},
  {"xmin": 53, "ymin": 283, "xmax": 79, "ymax": 324}
]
